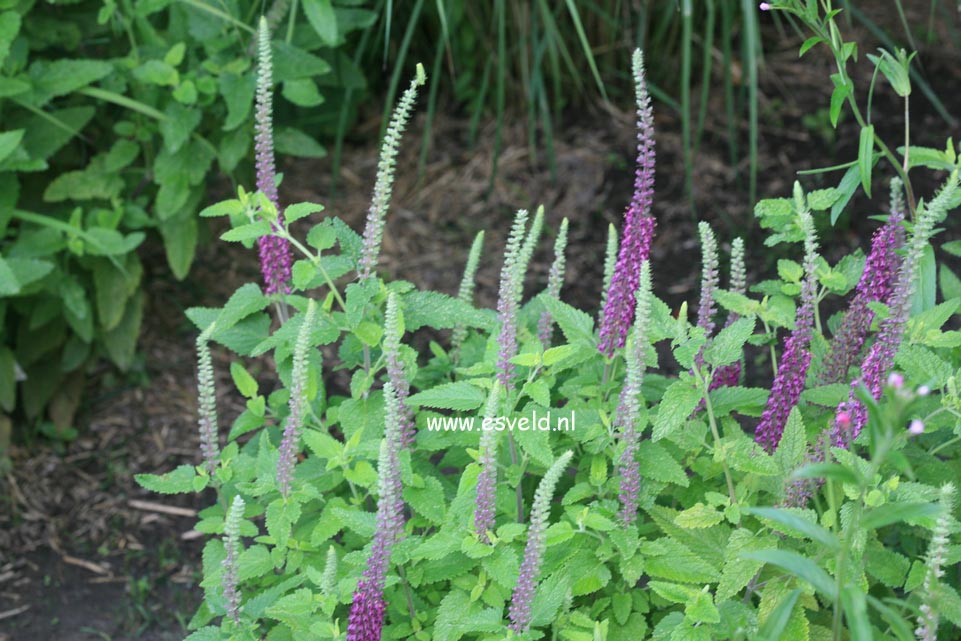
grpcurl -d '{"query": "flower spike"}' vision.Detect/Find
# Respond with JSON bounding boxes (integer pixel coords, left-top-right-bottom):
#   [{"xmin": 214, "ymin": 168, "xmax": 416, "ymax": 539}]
[
  {"xmin": 346, "ymin": 382, "xmax": 406, "ymax": 641},
  {"xmin": 276, "ymin": 300, "xmax": 317, "ymax": 496},
  {"xmin": 496, "ymin": 210, "xmax": 531, "ymax": 390},
  {"xmin": 694, "ymin": 222, "xmax": 719, "ymax": 367},
  {"xmin": 831, "ymin": 171, "xmax": 959, "ymax": 447},
  {"xmin": 508, "ymin": 450, "xmax": 573, "ymax": 632},
  {"xmin": 755, "ymin": 191, "xmax": 819, "ymax": 452},
  {"xmin": 473, "ymin": 384, "xmax": 503, "ymax": 543},
  {"xmin": 711, "ymin": 237, "xmax": 747, "ymax": 390},
  {"xmin": 254, "ymin": 17, "xmax": 293, "ymax": 295},
  {"xmin": 598, "ymin": 49, "xmax": 657, "ymax": 355},
  {"xmin": 221, "ymin": 495, "xmax": 245, "ymax": 624},
  {"xmin": 451, "ymin": 231, "xmax": 485, "ymax": 360},
  {"xmin": 537, "ymin": 218, "xmax": 570, "ymax": 348},
  {"xmin": 384, "ymin": 293, "xmax": 415, "ymax": 447},
  {"xmin": 358, "ymin": 64, "xmax": 427, "ymax": 279},
  {"xmin": 916, "ymin": 483, "xmax": 956, "ymax": 641},
  {"xmin": 616, "ymin": 260, "xmax": 653, "ymax": 524},
  {"xmin": 820, "ymin": 179, "xmax": 905, "ymax": 385},
  {"xmin": 196, "ymin": 328, "xmax": 220, "ymax": 477}
]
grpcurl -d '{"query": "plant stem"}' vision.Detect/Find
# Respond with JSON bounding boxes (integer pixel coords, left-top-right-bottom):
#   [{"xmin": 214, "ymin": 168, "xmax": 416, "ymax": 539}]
[{"xmin": 702, "ymin": 376, "xmax": 737, "ymax": 504}]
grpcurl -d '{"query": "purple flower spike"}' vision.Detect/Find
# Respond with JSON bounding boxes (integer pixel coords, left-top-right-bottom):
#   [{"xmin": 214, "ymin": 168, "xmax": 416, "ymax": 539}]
[
  {"xmin": 275, "ymin": 301, "xmax": 317, "ymax": 496},
  {"xmin": 254, "ymin": 17, "xmax": 292, "ymax": 295},
  {"xmin": 711, "ymin": 238, "xmax": 747, "ymax": 391},
  {"xmin": 830, "ymin": 171, "xmax": 959, "ymax": 448},
  {"xmin": 473, "ymin": 385, "xmax": 503, "ymax": 543},
  {"xmin": 755, "ymin": 198, "xmax": 819, "ymax": 453},
  {"xmin": 346, "ymin": 580, "xmax": 387, "ymax": 641},
  {"xmin": 616, "ymin": 261, "xmax": 652, "ymax": 524},
  {"xmin": 345, "ymin": 383, "xmax": 406, "ymax": 641},
  {"xmin": 820, "ymin": 190, "xmax": 904, "ymax": 385},
  {"xmin": 508, "ymin": 450, "xmax": 572, "ymax": 632},
  {"xmin": 384, "ymin": 294, "xmax": 415, "ymax": 447},
  {"xmin": 598, "ymin": 49, "xmax": 656, "ymax": 356},
  {"xmin": 495, "ymin": 210, "xmax": 531, "ymax": 390}
]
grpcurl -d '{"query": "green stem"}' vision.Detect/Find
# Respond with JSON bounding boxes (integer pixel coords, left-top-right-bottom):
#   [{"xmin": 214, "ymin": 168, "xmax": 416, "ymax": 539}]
[{"xmin": 702, "ymin": 373, "xmax": 737, "ymax": 504}]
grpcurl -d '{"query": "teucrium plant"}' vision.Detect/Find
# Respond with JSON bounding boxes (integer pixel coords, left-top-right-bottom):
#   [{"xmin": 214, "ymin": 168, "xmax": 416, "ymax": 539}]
[{"xmin": 137, "ymin": 33, "xmax": 961, "ymax": 641}]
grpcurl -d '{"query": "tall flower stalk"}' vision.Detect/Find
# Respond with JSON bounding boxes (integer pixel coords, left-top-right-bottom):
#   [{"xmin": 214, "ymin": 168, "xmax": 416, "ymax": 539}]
[
  {"xmin": 507, "ymin": 450, "xmax": 573, "ymax": 632},
  {"xmin": 358, "ymin": 64, "xmax": 427, "ymax": 279},
  {"xmin": 537, "ymin": 218, "xmax": 570, "ymax": 348},
  {"xmin": 616, "ymin": 261, "xmax": 652, "ymax": 524},
  {"xmin": 598, "ymin": 223, "xmax": 618, "ymax": 316},
  {"xmin": 496, "ymin": 210, "xmax": 531, "ymax": 390},
  {"xmin": 598, "ymin": 49, "xmax": 657, "ymax": 356},
  {"xmin": 254, "ymin": 17, "xmax": 293, "ymax": 296},
  {"xmin": 221, "ymin": 495, "xmax": 245, "ymax": 624},
  {"xmin": 693, "ymin": 222, "xmax": 719, "ymax": 368},
  {"xmin": 346, "ymin": 382, "xmax": 406, "ymax": 641},
  {"xmin": 915, "ymin": 483, "xmax": 955, "ymax": 641},
  {"xmin": 276, "ymin": 300, "xmax": 317, "ymax": 496},
  {"xmin": 820, "ymin": 179, "xmax": 905, "ymax": 385},
  {"xmin": 831, "ymin": 171, "xmax": 959, "ymax": 447},
  {"xmin": 711, "ymin": 237, "xmax": 747, "ymax": 390},
  {"xmin": 473, "ymin": 384, "xmax": 503, "ymax": 543},
  {"xmin": 755, "ymin": 193, "xmax": 819, "ymax": 453},
  {"xmin": 451, "ymin": 231, "xmax": 485, "ymax": 360},
  {"xmin": 383, "ymin": 293, "xmax": 415, "ymax": 447},
  {"xmin": 196, "ymin": 327, "xmax": 220, "ymax": 477}
]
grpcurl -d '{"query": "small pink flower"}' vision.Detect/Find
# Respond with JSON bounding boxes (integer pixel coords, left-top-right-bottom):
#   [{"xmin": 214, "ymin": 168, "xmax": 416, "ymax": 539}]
[
  {"xmin": 887, "ymin": 372, "xmax": 904, "ymax": 389},
  {"xmin": 836, "ymin": 411, "xmax": 852, "ymax": 429},
  {"xmin": 759, "ymin": 2, "xmax": 772, "ymax": 10},
  {"xmin": 917, "ymin": 385, "xmax": 931, "ymax": 397},
  {"xmin": 909, "ymin": 419, "xmax": 925, "ymax": 435}
]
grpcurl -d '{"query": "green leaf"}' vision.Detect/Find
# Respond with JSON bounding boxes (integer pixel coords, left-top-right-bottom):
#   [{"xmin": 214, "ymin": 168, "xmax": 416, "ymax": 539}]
[
  {"xmin": 742, "ymin": 549, "xmax": 836, "ymax": 599},
  {"xmin": 539, "ymin": 295, "xmax": 594, "ymax": 344},
  {"xmin": 284, "ymin": 202, "xmax": 324, "ymax": 223},
  {"xmin": 675, "ymin": 503, "xmax": 724, "ymax": 529},
  {"xmin": 774, "ymin": 408, "xmax": 806, "ymax": 474},
  {"xmin": 219, "ymin": 72, "xmax": 255, "ymax": 131},
  {"xmin": 275, "ymin": 127, "xmax": 327, "ymax": 158},
  {"xmin": 401, "ymin": 291, "xmax": 495, "ymax": 331},
  {"xmin": 861, "ymin": 501, "xmax": 939, "ymax": 531},
  {"xmin": 161, "ymin": 215, "xmax": 197, "ymax": 280},
  {"xmin": 705, "ymin": 317, "xmax": 755, "ymax": 367},
  {"xmin": 0, "ymin": 255, "xmax": 20, "ymax": 295},
  {"xmin": 230, "ymin": 362, "xmax": 258, "ymax": 398},
  {"xmin": 858, "ymin": 125, "xmax": 874, "ymax": 197},
  {"xmin": 652, "ymin": 379, "xmax": 701, "ymax": 441},
  {"xmin": 0, "ymin": 129, "xmax": 24, "ymax": 165},
  {"xmin": 637, "ymin": 441, "xmax": 689, "ymax": 487},
  {"xmin": 264, "ymin": 587, "xmax": 315, "ymax": 630},
  {"xmin": 103, "ymin": 291, "xmax": 143, "ymax": 370},
  {"xmin": 282, "ymin": 78, "xmax": 325, "ymax": 107},
  {"xmin": 407, "ymin": 381, "xmax": 486, "ymax": 411},
  {"xmin": 756, "ymin": 589, "xmax": 802, "ymax": 641},
  {"xmin": 303, "ymin": 0, "xmax": 338, "ymax": 45},
  {"xmin": 159, "ymin": 103, "xmax": 201, "ymax": 152},
  {"xmin": 718, "ymin": 529, "xmax": 772, "ymax": 601},
  {"xmin": 744, "ymin": 507, "xmax": 838, "ymax": 550},
  {"xmin": 135, "ymin": 464, "xmax": 198, "ymax": 494},
  {"xmin": 221, "ymin": 221, "xmax": 272, "ymax": 242},
  {"xmin": 831, "ymin": 165, "xmax": 860, "ymax": 225},
  {"xmin": 29, "ymin": 59, "xmax": 113, "ymax": 104}
]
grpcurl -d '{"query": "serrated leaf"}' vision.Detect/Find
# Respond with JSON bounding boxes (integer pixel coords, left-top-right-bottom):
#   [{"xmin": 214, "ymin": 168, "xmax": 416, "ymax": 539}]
[
  {"xmin": 135, "ymin": 464, "xmax": 198, "ymax": 494},
  {"xmin": 407, "ymin": 381, "xmax": 486, "ymax": 411},
  {"xmin": 652, "ymin": 379, "xmax": 701, "ymax": 441},
  {"xmin": 705, "ymin": 317, "xmax": 755, "ymax": 367}
]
